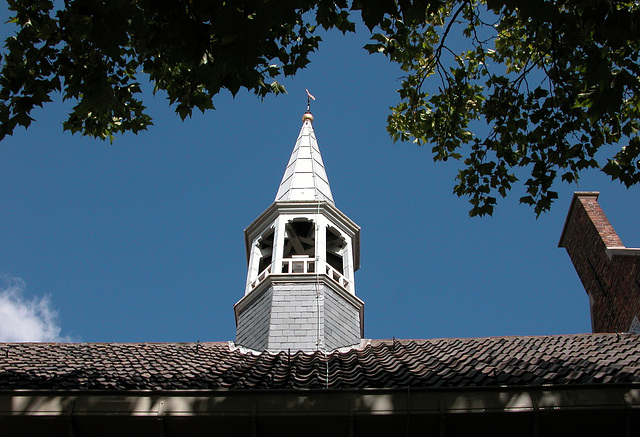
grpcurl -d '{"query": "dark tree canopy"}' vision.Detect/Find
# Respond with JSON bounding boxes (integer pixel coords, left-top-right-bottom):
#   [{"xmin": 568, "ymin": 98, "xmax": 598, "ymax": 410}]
[{"xmin": 2, "ymin": 0, "xmax": 639, "ymax": 215}]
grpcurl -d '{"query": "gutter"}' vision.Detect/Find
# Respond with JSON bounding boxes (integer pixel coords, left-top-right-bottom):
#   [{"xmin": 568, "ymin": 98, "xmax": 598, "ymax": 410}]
[{"xmin": 2, "ymin": 384, "xmax": 639, "ymax": 417}]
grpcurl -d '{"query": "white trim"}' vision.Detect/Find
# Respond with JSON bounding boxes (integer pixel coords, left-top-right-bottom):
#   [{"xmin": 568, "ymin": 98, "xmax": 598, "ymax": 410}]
[{"xmin": 605, "ymin": 247, "xmax": 640, "ymax": 260}]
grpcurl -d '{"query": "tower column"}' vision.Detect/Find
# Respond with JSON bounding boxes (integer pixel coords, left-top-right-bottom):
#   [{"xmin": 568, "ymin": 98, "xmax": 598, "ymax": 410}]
[
  {"xmin": 245, "ymin": 243, "xmax": 262, "ymax": 295},
  {"xmin": 315, "ymin": 214, "xmax": 327, "ymax": 277},
  {"xmin": 272, "ymin": 217, "xmax": 287, "ymax": 274},
  {"xmin": 343, "ymin": 240, "xmax": 355, "ymax": 293}
]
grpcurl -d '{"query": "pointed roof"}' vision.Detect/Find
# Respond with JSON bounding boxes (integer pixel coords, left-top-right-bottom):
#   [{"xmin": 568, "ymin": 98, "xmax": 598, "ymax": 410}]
[{"xmin": 275, "ymin": 112, "xmax": 334, "ymax": 203}]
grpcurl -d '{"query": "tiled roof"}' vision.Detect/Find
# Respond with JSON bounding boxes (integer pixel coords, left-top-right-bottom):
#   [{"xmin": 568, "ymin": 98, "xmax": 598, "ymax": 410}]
[{"xmin": 1, "ymin": 333, "xmax": 639, "ymax": 391}]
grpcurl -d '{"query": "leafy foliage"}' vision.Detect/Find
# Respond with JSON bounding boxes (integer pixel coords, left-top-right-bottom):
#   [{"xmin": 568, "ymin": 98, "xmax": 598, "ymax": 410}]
[
  {"xmin": 376, "ymin": 0, "xmax": 640, "ymax": 215},
  {"xmin": 2, "ymin": 0, "xmax": 640, "ymax": 214},
  {"xmin": 1, "ymin": 0, "xmax": 347, "ymax": 141}
]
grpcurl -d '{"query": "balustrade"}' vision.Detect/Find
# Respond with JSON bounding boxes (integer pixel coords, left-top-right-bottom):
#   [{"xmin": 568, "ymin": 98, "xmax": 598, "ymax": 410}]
[
  {"xmin": 326, "ymin": 264, "xmax": 350, "ymax": 290},
  {"xmin": 250, "ymin": 257, "xmax": 350, "ymax": 291}
]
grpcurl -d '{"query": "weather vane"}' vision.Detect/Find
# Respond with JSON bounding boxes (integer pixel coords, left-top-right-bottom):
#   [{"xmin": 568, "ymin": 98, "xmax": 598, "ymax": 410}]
[{"xmin": 306, "ymin": 89, "xmax": 316, "ymax": 112}]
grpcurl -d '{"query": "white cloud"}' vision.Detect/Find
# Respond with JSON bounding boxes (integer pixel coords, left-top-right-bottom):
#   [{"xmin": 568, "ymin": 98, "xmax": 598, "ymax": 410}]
[{"xmin": 0, "ymin": 275, "xmax": 71, "ymax": 342}]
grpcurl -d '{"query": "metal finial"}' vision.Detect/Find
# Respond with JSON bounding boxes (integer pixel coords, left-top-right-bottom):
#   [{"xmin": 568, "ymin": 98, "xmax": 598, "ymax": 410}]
[{"xmin": 306, "ymin": 89, "xmax": 316, "ymax": 112}]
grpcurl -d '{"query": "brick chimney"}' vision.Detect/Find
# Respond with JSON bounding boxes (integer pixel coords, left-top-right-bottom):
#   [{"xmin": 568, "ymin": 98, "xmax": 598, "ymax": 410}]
[{"xmin": 559, "ymin": 192, "xmax": 640, "ymax": 333}]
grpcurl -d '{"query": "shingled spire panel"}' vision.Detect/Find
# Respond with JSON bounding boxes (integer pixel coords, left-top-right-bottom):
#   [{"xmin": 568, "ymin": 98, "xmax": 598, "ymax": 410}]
[{"xmin": 274, "ymin": 113, "xmax": 334, "ymax": 203}]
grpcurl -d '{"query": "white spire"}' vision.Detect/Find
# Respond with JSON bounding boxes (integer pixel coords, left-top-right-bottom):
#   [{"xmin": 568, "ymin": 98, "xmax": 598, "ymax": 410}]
[
  {"xmin": 236, "ymin": 109, "xmax": 363, "ymax": 352},
  {"xmin": 274, "ymin": 112, "xmax": 334, "ymax": 203}
]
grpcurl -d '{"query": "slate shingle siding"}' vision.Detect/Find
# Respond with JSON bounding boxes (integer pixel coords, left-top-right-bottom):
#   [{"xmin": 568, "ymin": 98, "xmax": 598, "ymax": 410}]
[
  {"xmin": 269, "ymin": 283, "xmax": 320, "ymax": 351},
  {"xmin": 324, "ymin": 286, "xmax": 360, "ymax": 350},
  {"xmin": 2, "ymin": 333, "xmax": 639, "ymax": 391},
  {"xmin": 236, "ymin": 287, "xmax": 272, "ymax": 351},
  {"xmin": 236, "ymin": 283, "xmax": 361, "ymax": 352}
]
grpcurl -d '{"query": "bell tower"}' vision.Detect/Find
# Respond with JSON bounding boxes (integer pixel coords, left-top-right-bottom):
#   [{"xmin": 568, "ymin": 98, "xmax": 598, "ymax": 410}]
[{"xmin": 234, "ymin": 110, "xmax": 364, "ymax": 352}]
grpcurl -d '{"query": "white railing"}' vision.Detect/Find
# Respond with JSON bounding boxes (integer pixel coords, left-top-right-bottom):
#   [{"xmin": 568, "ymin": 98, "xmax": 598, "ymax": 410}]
[
  {"xmin": 326, "ymin": 264, "xmax": 350, "ymax": 290},
  {"xmin": 250, "ymin": 265, "xmax": 272, "ymax": 289},
  {"xmin": 250, "ymin": 258, "xmax": 349, "ymax": 291},
  {"xmin": 281, "ymin": 257, "xmax": 316, "ymax": 274}
]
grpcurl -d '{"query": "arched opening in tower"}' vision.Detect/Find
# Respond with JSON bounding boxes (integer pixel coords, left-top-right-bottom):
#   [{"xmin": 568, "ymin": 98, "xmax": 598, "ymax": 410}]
[
  {"xmin": 282, "ymin": 219, "xmax": 315, "ymax": 273},
  {"xmin": 326, "ymin": 226, "xmax": 346, "ymax": 275},
  {"xmin": 282, "ymin": 219, "xmax": 316, "ymax": 274},
  {"xmin": 257, "ymin": 228, "xmax": 274, "ymax": 273}
]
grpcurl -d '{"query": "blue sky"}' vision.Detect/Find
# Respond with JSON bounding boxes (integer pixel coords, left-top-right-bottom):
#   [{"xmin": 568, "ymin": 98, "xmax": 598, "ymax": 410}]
[{"xmin": 1, "ymin": 8, "xmax": 639, "ymax": 343}]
